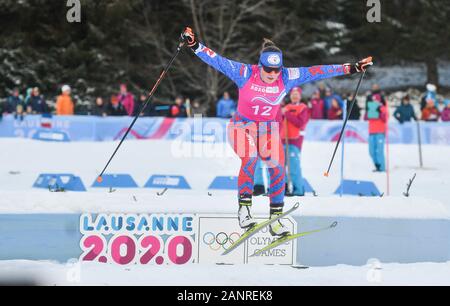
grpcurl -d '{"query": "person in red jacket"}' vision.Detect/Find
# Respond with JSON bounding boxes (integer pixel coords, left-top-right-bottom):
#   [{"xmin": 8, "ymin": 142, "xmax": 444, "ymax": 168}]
[
  {"xmin": 281, "ymin": 87, "xmax": 310, "ymax": 196},
  {"xmin": 117, "ymin": 84, "xmax": 135, "ymax": 116},
  {"xmin": 421, "ymin": 99, "xmax": 440, "ymax": 122},
  {"xmin": 327, "ymin": 98, "xmax": 343, "ymax": 120},
  {"xmin": 309, "ymin": 89, "xmax": 325, "ymax": 119},
  {"xmin": 366, "ymin": 92, "xmax": 387, "ymax": 172},
  {"xmin": 441, "ymin": 102, "xmax": 450, "ymax": 122}
]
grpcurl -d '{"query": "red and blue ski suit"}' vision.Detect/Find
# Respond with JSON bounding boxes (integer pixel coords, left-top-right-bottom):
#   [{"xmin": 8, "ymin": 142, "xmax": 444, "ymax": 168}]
[{"xmin": 193, "ymin": 43, "xmax": 351, "ymax": 205}]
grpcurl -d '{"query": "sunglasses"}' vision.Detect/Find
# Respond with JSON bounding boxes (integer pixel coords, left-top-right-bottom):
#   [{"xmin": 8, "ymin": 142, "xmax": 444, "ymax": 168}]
[{"xmin": 262, "ymin": 66, "xmax": 281, "ymax": 73}]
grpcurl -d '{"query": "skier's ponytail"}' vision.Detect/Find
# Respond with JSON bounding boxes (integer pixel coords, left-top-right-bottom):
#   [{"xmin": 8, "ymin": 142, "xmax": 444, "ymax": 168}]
[{"xmin": 260, "ymin": 38, "xmax": 281, "ymax": 55}]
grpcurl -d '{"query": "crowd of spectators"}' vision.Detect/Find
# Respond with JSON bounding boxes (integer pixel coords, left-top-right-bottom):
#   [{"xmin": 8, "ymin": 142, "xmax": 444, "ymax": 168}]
[{"xmin": 1, "ymin": 82, "xmax": 449, "ymax": 123}]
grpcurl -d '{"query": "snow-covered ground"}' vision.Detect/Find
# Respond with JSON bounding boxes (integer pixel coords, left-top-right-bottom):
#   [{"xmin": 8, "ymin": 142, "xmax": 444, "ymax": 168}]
[
  {"xmin": 0, "ymin": 138, "xmax": 449, "ymax": 285},
  {"xmin": 1, "ymin": 260, "xmax": 449, "ymax": 286},
  {"xmin": 0, "ymin": 138, "xmax": 448, "ymax": 205}
]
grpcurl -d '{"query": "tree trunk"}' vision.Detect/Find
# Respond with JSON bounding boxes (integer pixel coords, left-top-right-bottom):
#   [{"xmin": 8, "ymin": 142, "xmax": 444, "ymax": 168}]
[{"xmin": 426, "ymin": 58, "xmax": 439, "ymax": 86}]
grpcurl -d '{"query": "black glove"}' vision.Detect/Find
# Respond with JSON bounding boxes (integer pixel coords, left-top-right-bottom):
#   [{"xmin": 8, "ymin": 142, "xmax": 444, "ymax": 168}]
[
  {"xmin": 350, "ymin": 57, "xmax": 373, "ymax": 74},
  {"xmin": 181, "ymin": 27, "xmax": 199, "ymax": 50}
]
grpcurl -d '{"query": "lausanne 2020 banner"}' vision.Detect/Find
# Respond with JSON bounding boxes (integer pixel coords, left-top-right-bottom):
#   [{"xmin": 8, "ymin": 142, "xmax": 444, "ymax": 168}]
[{"xmin": 0, "ymin": 114, "xmax": 449, "ymax": 145}]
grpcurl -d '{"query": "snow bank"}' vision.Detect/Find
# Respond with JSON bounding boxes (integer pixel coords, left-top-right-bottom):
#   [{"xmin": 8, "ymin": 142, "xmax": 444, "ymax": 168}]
[
  {"xmin": 0, "ymin": 191, "xmax": 448, "ymax": 220},
  {"xmin": 1, "ymin": 260, "xmax": 449, "ymax": 286}
]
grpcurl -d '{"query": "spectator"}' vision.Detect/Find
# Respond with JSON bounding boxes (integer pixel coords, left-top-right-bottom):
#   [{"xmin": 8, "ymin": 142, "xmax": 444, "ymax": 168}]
[
  {"xmin": 366, "ymin": 84, "xmax": 386, "ymax": 109},
  {"xmin": 309, "ymin": 89, "xmax": 325, "ymax": 119},
  {"xmin": 324, "ymin": 87, "xmax": 344, "ymax": 118},
  {"xmin": 366, "ymin": 95, "xmax": 387, "ymax": 172},
  {"xmin": 133, "ymin": 92, "xmax": 147, "ymax": 117},
  {"xmin": 216, "ymin": 91, "xmax": 236, "ymax": 118},
  {"xmin": 7, "ymin": 88, "xmax": 25, "ymax": 120},
  {"xmin": 0, "ymin": 98, "xmax": 4, "ymax": 120},
  {"xmin": 117, "ymin": 84, "xmax": 135, "ymax": 116},
  {"xmin": 421, "ymin": 84, "xmax": 438, "ymax": 111},
  {"xmin": 344, "ymin": 92, "xmax": 361, "ymax": 120},
  {"xmin": 24, "ymin": 87, "xmax": 33, "ymax": 114},
  {"xmin": 190, "ymin": 98, "xmax": 203, "ymax": 116},
  {"xmin": 437, "ymin": 99, "xmax": 446, "ymax": 114},
  {"xmin": 281, "ymin": 87, "xmax": 310, "ymax": 196},
  {"xmin": 327, "ymin": 98, "xmax": 343, "ymax": 120},
  {"xmin": 394, "ymin": 95, "xmax": 417, "ymax": 124},
  {"xmin": 317, "ymin": 82, "xmax": 328, "ymax": 99},
  {"xmin": 441, "ymin": 102, "xmax": 450, "ymax": 122},
  {"xmin": 170, "ymin": 95, "xmax": 188, "ymax": 118},
  {"xmin": 30, "ymin": 87, "xmax": 48, "ymax": 114},
  {"xmin": 421, "ymin": 99, "xmax": 440, "ymax": 122},
  {"xmin": 108, "ymin": 95, "xmax": 126, "ymax": 116},
  {"xmin": 56, "ymin": 85, "xmax": 74, "ymax": 115},
  {"xmin": 92, "ymin": 97, "xmax": 108, "ymax": 117}
]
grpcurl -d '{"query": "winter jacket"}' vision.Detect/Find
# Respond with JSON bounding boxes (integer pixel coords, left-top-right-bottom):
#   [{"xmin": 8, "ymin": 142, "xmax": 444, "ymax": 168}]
[
  {"xmin": 309, "ymin": 98, "xmax": 325, "ymax": 119},
  {"xmin": 421, "ymin": 91, "xmax": 438, "ymax": 110},
  {"xmin": 281, "ymin": 103, "xmax": 309, "ymax": 150},
  {"xmin": 421, "ymin": 106, "xmax": 440, "ymax": 122},
  {"xmin": 216, "ymin": 98, "xmax": 236, "ymax": 118},
  {"xmin": 56, "ymin": 94, "xmax": 74, "ymax": 115},
  {"xmin": 367, "ymin": 104, "xmax": 387, "ymax": 134},
  {"xmin": 92, "ymin": 103, "xmax": 108, "ymax": 117},
  {"xmin": 324, "ymin": 94, "xmax": 344, "ymax": 111},
  {"xmin": 327, "ymin": 105, "xmax": 343, "ymax": 120},
  {"xmin": 31, "ymin": 95, "xmax": 48, "ymax": 114},
  {"xmin": 7, "ymin": 95, "xmax": 24, "ymax": 113},
  {"xmin": 346, "ymin": 99, "xmax": 361, "ymax": 120},
  {"xmin": 170, "ymin": 104, "xmax": 188, "ymax": 118},
  {"xmin": 441, "ymin": 108, "xmax": 450, "ymax": 122},
  {"xmin": 394, "ymin": 104, "xmax": 417, "ymax": 124},
  {"xmin": 108, "ymin": 101, "xmax": 126, "ymax": 116},
  {"xmin": 118, "ymin": 93, "xmax": 135, "ymax": 116}
]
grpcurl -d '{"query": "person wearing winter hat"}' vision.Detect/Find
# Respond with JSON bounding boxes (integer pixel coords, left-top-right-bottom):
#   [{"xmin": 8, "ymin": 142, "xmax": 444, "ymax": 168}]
[
  {"xmin": 394, "ymin": 95, "xmax": 417, "ymax": 124},
  {"xmin": 280, "ymin": 87, "xmax": 310, "ymax": 196},
  {"xmin": 421, "ymin": 83, "xmax": 438, "ymax": 110},
  {"xmin": 117, "ymin": 84, "xmax": 135, "ymax": 116},
  {"xmin": 441, "ymin": 101, "xmax": 450, "ymax": 122},
  {"xmin": 181, "ymin": 26, "xmax": 372, "ymax": 236},
  {"xmin": 365, "ymin": 88, "xmax": 387, "ymax": 172},
  {"xmin": 309, "ymin": 89, "xmax": 325, "ymax": 119},
  {"xmin": 56, "ymin": 85, "xmax": 74, "ymax": 115},
  {"xmin": 421, "ymin": 99, "xmax": 440, "ymax": 122}
]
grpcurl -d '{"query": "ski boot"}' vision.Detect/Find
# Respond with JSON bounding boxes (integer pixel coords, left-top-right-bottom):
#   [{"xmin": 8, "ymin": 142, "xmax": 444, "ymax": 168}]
[
  {"xmin": 269, "ymin": 210, "xmax": 291, "ymax": 237},
  {"xmin": 238, "ymin": 195, "xmax": 257, "ymax": 229}
]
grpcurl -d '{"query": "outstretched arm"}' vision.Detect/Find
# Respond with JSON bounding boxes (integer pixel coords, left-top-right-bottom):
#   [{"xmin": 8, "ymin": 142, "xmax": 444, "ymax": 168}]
[
  {"xmin": 181, "ymin": 27, "xmax": 250, "ymax": 88},
  {"xmin": 283, "ymin": 64, "xmax": 350, "ymax": 89},
  {"xmin": 283, "ymin": 57, "xmax": 373, "ymax": 90},
  {"xmin": 192, "ymin": 43, "xmax": 251, "ymax": 88}
]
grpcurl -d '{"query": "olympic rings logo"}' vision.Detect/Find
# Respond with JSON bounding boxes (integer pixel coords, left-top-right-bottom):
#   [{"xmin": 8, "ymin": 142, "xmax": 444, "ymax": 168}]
[{"xmin": 202, "ymin": 232, "xmax": 241, "ymax": 251}]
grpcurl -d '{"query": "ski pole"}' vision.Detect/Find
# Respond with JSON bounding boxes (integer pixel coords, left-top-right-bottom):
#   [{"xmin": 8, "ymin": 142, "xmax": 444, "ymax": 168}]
[
  {"xmin": 96, "ymin": 39, "xmax": 185, "ymax": 183},
  {"xmin": 416, "ymin": 120, "xmax": 423, "ymax": 168},
  {"xmin": 324, "ymin": 70, "xmax": 367, "ymax": 177}
]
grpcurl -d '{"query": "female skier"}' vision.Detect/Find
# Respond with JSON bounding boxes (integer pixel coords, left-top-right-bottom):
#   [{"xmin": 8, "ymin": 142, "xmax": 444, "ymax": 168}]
[{"xmin": 181, "ymin": 27, "xmax": 372, "ymax": 236}]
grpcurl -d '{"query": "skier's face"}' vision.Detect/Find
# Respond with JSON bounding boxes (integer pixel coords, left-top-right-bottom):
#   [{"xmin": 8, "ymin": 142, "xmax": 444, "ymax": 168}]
[{"xmin": 260, "ymin": 67, "xmax": 281, "ymax": 84}]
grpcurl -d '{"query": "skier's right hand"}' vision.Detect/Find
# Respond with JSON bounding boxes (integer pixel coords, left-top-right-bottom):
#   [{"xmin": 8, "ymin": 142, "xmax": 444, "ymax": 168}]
[{"xmin": 181, "ymin": 27, "xmax": 198, "ymax": 49}]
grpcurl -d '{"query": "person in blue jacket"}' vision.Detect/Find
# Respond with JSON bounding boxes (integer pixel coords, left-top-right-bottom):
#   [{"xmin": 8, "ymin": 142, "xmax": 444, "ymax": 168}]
[
  {"xmin": 216, "ymin": 91, "xmax": 236, "ymax": 118},
  {"xmin": 7, "ymin": 88, "xmax": 26, "ymax": 120},
  {"xmin": 394, "ymin": 95, "xmax": 417, "ymax": 124},
  {"xmin": 324, "ymin": 87, "xmax": 344, "ymax": 119}
]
